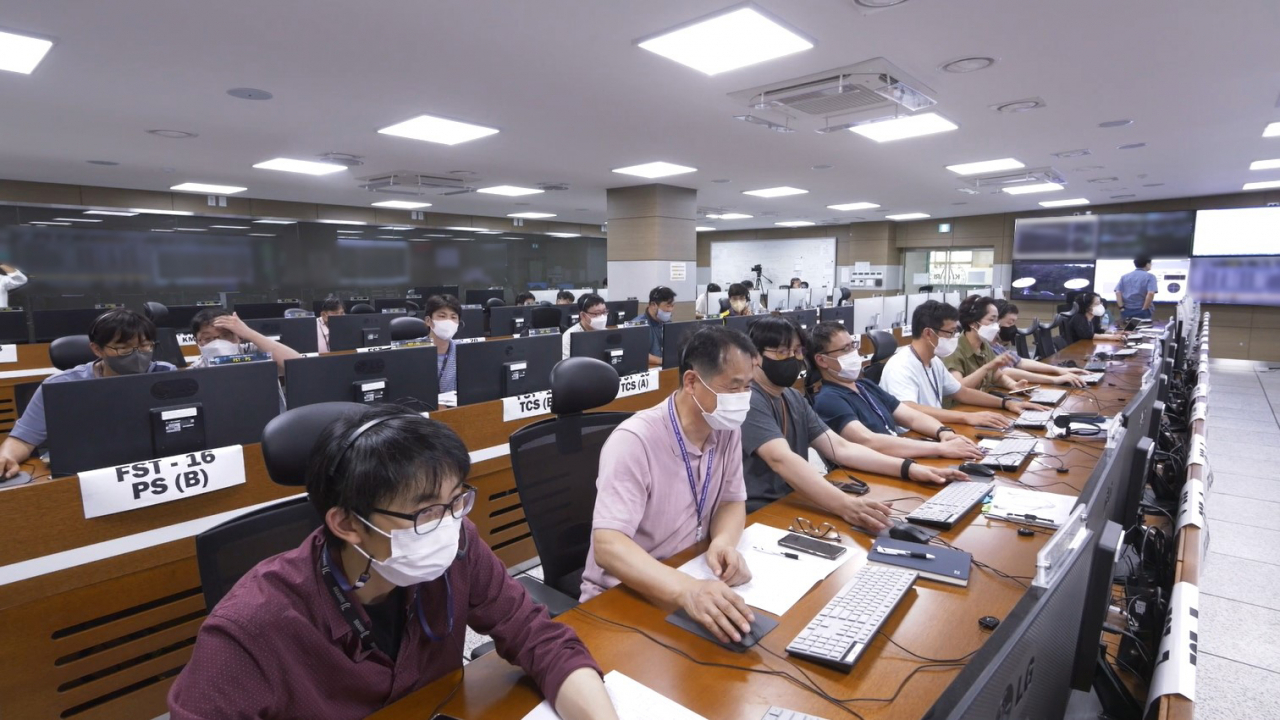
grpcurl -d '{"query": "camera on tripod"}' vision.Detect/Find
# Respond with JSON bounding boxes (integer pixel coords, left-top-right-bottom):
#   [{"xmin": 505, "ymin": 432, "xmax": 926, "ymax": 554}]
[{"xmin": 750, "ymin": 264, "xmax": 762, "ymax": 274}]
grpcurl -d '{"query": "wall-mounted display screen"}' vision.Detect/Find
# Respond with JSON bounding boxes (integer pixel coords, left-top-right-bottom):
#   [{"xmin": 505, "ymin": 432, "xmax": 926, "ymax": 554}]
[
  {"xmin": 1013, "ymin": 215, "xmax": 1098, "ymax": 260},
  {"xmin": 1094, "ymin": 257, "xmax": 1190, "ymax": 303},
  {"xmin": 1014, "ymin": 211, "xmax": 1194, "ymax": 260},
  {"xmin": 1193, "ymin": 207, "xmax": 1280, "ymax": 256},
  {"xmin": 1010, "ymin": 260, "xmax": 1095, "ymax": 301},
  {"xmin": 1189, "ymin": 255, "xmax": 1280, "ymax": 306}
]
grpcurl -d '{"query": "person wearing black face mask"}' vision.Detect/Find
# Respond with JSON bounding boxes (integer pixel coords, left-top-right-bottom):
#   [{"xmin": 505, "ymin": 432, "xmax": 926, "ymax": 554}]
[
  {"xmin": 739, "ymin": 316, "xmax": 966, "ymax": 525},
  {"xmin": 991, "ymin": 300, "xmax": 1090, "ymax": 387},
  {"xmin": 0, "ymin": 309, "xmax": 176, "ymax": 479}
]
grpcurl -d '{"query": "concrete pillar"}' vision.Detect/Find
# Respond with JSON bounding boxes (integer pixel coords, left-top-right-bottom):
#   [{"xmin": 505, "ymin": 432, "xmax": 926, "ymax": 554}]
[{"xmin": 606, "ymin": 184, "xmax": 697, "ymax": 321}]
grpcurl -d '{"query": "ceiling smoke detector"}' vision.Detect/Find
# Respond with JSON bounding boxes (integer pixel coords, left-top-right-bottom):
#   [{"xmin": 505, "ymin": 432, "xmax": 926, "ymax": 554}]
[
  {"xmin": 992, "ymin": 97, "xmax": 1046, "ymax": 113},
  {"xmin": 318, "ymin": 152, "xmax": 364, "ymax": 168}
]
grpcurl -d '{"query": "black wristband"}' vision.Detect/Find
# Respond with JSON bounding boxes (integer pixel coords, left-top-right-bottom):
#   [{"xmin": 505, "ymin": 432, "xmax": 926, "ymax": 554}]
[
  {"xmin": 934, "ymin": 425, "xmax": 955, "ymax": 441},
  {"xmin": 900, "ymin": 458, "xmax": 915, "ymax": 480},
  {"xmin": 1001, "ymin": 397, "xmax": 1010, "ymax": 410}
]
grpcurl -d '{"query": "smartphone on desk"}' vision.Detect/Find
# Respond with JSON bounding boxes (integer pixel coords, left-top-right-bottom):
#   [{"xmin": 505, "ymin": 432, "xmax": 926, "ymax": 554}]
[
  {"xmin": 778, "ymin": 532, "xmax": 847, "ymax": 560},
  {"xmin": 1008, "ymin": 385, "xmax": 1039, "ymax": 396}
]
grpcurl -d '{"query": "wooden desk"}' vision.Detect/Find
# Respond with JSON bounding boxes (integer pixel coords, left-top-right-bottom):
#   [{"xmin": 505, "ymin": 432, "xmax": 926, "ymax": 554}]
[{"xmin": 373, "ymin": 339, "xmax": 1166, "ymax": 719}]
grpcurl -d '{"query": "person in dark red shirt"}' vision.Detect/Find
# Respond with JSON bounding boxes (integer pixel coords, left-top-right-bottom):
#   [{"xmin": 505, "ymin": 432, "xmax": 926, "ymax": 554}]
[{"xmin": 169, "ymin": 406, "xmax": 617, "ymax": 720}]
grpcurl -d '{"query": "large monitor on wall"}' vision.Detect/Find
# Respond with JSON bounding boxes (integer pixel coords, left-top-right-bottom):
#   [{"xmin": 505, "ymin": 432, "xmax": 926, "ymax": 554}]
[
  {"xmin": 1189, "ymin": 255, "xmax": 1280, "ymax": 306},
  {"xmin": 1014, "ymin": 211, "xmax": 1195, "ymax": 261},
  {"xmin": 1013, "ymin": 215, "xmax": 1098, "ymax": 260},
  {"xmin": 1010, "ymin": 260, "xmax": 1095, "ymax": 301},
  {"xmin": 1094, "ymin": 257, "xmax": 1190, "ymax": 303},
  {"xmin": 1193, "ymin": 207, "xmax": 1280, "ymax": 256}
]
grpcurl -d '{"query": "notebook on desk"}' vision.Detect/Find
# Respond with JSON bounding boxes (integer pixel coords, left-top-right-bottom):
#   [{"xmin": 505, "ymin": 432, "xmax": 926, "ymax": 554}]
[
  {"xmin": 983, "ymin": 486, "xmax": 1075, "ymax": 529},
  {"xmin": 867, "ymin": 537, "xmax": 971, "ymax": 587}
]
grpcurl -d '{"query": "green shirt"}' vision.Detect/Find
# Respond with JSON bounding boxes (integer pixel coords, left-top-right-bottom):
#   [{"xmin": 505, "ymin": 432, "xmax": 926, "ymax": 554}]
[{"xmin": 943, "ymin": 334, "xmax": 999, "ymax": 405}]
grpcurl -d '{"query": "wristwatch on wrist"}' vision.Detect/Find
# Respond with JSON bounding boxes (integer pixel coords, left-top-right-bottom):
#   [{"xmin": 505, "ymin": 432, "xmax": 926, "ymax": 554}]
[
  {"xmin": 899, "ymin": 458, "xmax": 916, "ymax": 480},
  {"xmin": 1001, "ymin": 397, "xmax": 1011, "ymax": 410},
  {"xmin": 934, "ymin": 425, "xmax": 955, "ymax": 441}
]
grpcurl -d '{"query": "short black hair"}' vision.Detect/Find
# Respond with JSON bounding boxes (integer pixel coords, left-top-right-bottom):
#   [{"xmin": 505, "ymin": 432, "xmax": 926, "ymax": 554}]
[
  {"xmin": 706, "ymin": 283, "xmax": 722, "ymax": 293},
  {"xmin": 957, "ymin": 295, "xmax": 997, "ymax": 332},
  {"xmin": 191, "ymin": 307, "xmax": 232, "ymax": 336},
  {"xmin": 1134, "ymin": 255, "xmax": 1152, "ymax": 269},
  {"xmin": 425, "ymin": 294, "xmax": 462, "ymax": 317},
  {"xmin": 805, "ymin": 321, "xmax": 852, "ymax": 367},
  {"xmin": 578, "ymin": 292, "xmax": 605, "ymax": 312},
  {"xmin": 996, "ymin": 300, "xmax": 1020, "ymax": 319},
  {"xmin": 727, "ymin": 283, "xmax": 749, "ymax": 299},
  {"xmin": 748, "ymin": 314, "xmax": 801, "ymax": 353},
  {"xmin": 678, "ymin": 326, "xmax": 757, "ymax": 378},
  {"xmin": 306, "ymin": 405, "xmax": 471, "ymax": 547},
  {"xmin": 89, "ymin": 309, "xmax": 157, "ymax": 347},
  {"xmin": 800, "ymin": 282, "xmax": 809, "ymax": 288},
  {"xmin": 320, "ymin": 297, "xmax": 343, "ymax": 314},
  {"xmin": 911, "ymin": 300, "xmax": 959, "ymax": 339},
  {"xmin": 556, "ymin": 290, "xmax": 576, "ymax": 303},
  {"xmin": 741, "ymin": 279, "xmax": 754, "ymax": 289},
  {"xmin": 515, "ymin": 291, "xmax": 536, "ymax": 305},
  {"xmin": 1075, "ymin": 291, "xmax": 1101, "ymax": 313},
  {"xmin": 649, "ymin": 286, "xmax": 676, "ymax": 305}
]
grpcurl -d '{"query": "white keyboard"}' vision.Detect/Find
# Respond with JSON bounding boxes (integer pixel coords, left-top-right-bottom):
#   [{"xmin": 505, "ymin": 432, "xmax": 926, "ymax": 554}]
[
  {"xmin": 761, "ymin": 708, "xmax": 830, "ymax": 720},
  {"xmin": 785, "ymin": 566, "xmax": 917, "ymax": 671},
  {"xmin": 979, "ymin": 437, "xmax": 1039, "ymax": 470},
  {"xmin": 1014, "ymin": 410, "xmax": 1054, "ymax": 428},
  {"xmin": 905, "ymin": 481, "xmax": 995, "ymax": 529},
  {"xmin": 1080, "ymin": 373, "xmax": 1104, "ymax": 384},
  {"xmin": 1028, "ymin": 388, "xmax": 1068, "ymax": 405}
]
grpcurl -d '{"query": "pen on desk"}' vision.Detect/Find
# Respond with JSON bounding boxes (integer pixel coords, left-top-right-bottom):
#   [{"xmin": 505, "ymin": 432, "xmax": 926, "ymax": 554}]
[
  {"xmin": 876, "ymin": 547, "xmax": 934, "ymax": 560},
  {"xmin": 753, "ymin": 545, "xmax": 799, "ymax": 560}
]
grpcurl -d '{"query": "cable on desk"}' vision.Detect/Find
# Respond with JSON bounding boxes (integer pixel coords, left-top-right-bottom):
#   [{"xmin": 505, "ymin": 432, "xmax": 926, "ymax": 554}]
[
  {"xmin": 930, "ymin": 536, "xmax": 1031, "ymax": 588},
  {"xmin": 875, "ymin": 631, "xmax": 978, "ymax": 664},
  {"xmin": 427, "ymin": 665, "xmax": 465, "ymax": 718},
  {"xmin": 830, "ymin": 662, "xmax": 968, "ymax": 704}
]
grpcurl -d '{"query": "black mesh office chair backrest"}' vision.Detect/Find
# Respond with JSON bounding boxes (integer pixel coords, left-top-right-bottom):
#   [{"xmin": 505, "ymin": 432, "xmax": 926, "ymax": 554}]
[
  {"xmin": 389, "ymin": 316, "xmax": 430, "ymax": 341},
  {"xmin": 142, "ymin": 301, "xmax": 169, "ymax": 324},
  {"xmin": 509, "ymin": 357, "xmax": 629, "ymax": 597},
  {"xmin": 49, "ymin": 335, "xmax": 96, "ymax": 370},
  {"xmin": 1035, "ymin": 318, "xmax": 1060, "ymax": 360},
  {"xmin": 349, "ymin": 303, "xmax": 375, "ymax": 315},
  {"xmin": 530, "ymin": 306, "xmax": 563, "ymax": 331},
  {"xmin": 718, "ymin": 297, "xmax": 731, "ymax": 313},
  {"xmin": 1014, "ymin": 320, "xmax": 1037, "ymax": 359},
  {"xmin": 862, "ymin": 329, "xmax": 899, "ymax": 385},
  {"xmin": 485, "ymin": 297, "xmax": 505, "ymax": 310},
  {"xmin": 839, "ymin": 288, "xmax": 851, "ymax": 306}
]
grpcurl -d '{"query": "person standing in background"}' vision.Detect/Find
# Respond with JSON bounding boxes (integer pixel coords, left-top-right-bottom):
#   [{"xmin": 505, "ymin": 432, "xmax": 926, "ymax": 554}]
[
  {"xmin": 1115, "ymin": 255, "xmax": 1159, "ymax": 321},
  {"xmin": 0, "ymin": 263, "xmax": 28, "ymax": 308}
]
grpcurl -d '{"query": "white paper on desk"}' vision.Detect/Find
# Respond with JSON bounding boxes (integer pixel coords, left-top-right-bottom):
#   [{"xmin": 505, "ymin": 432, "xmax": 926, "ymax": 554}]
[
  {"xmin": 985, "ymin": 486, "xmax": 1076, "ymax": 528},
  {"xmin": 0, "ymin": 344, "xmax": 16, "ymax": 364},
  {"xmin": 1131, "ymin": 343, "xmax": 1155, "ymax": 350},
  {"xmin": 521, "ymin": 670, "xmax": 708, "ymax": 720},
  {"xmin": 676, "ymin": 523, "xmax": 855, "ymax": 616},
  {"xmin": 1145, "ymin": 582, "xmax": 1199, "ymax": 713},
  {"xmin": 438, "ymin": 391, "xmax": 457, "ymax": 407}
]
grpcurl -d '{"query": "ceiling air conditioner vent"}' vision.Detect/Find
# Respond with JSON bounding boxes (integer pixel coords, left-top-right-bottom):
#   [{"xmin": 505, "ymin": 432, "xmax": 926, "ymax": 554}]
[
  {"xmin": 358, "ymin": 172, "xmax": 475, "ymax": 196},
  {"xmin": 960, "ymin": 167, "xmax": 1066, "ymax": 191}
]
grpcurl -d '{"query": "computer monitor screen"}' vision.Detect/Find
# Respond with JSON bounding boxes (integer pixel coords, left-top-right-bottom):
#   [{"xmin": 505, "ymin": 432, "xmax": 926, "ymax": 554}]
[
  {"xmin": 326, "ymin": 314, "xmax": 396, "ymax": 351},
  {"xmin": 465, "ymin": 289, "xmax": 505, "ymax": 306},
  {"xmin": 661, "ymin": 319, "xmax": 725, "ymax": 370},
  {"xmin": 489, "ymin": 305, "xmax": 534, "ymax": 337},
  {"xmin": 777, "ymin": 309, "xmax": 818, "ymax": 333},
  {"xmin": 457, "ymin": 306, "xmax": 485, "ymax": 340},
  {"xmin": 570, "ymin": 326, "xmax": 650, "ymax": 378},
  {"xmin": 1094, "ymin": 257, "xmax": 1189, "ymax": 304},
  {"xmin": 1013, "ymin": 215, "xmax": 1099, "ymax": 260},
  {"xmin": 455, "ymin": 334, "xmax": 560, "ymax": 405},
  {"xmin": 242, "ymin": 317, "xmax": 321, "ymax": 354},
  {"xmin": 153, "ymin": 328, "xmax": 189, "ymax": 369},
  {"xmin": 0, "ymin": 308, "xmax": 27, "ymax": 343},
  {"xmin": 819, "ymin": 305, "xmax": 854, "ymax": 330},
  {"xmin": 721, "ymin": 314, "xmax": 758, "ymax": 338},
  {"xmin": 1193, "ymin": 206, "xmax": 1280, "ymax": 256},
  {"xmin": 772, "ymin": 288, "xmax": 812, "ymax": 311},
  {"xmin": 1189, "ymin": 255, "xmax": 1280, "ymax": 306},
  {"xmin": 284, "ymin": 346, "xmax": 438, "ymax": 411},
  {"xmin": 33, "ymin": 308, "xmax": 109, "ymax": 343},
  {"xmin": 156, "ymin": 304, "xmax": 218, "ymax": 331},
  {"xmin": 605, "ymin": 300, "xmax": 640, "ymax": 326},
  {"xmin": 44, "ymin": 361, "xmax": 282, "ymax": 477},
  {"xmin": 905, "ymin": 293, "xmax": 930, "ymax": 331},
  {"xmin": 232, "ymin": 301, "xmax": 300, "ymax": 320},
  {"xmin": 1010, "ymin": 260, "xmax": 1096, "ymax": 302},
  {"xmin": 851, "ymin": 297, "xmax": 882, "ymax": 334},
  {"xmin": 1097, "ymin": 211, "xmax": 1195, "ymax": 259},
  {"xmin": 882, "ymin": 295, "xmax": 906, "ymax": 328},
  {"xmin": 414, "ymin": 285, "xmax": 459, "ymax": 300}
]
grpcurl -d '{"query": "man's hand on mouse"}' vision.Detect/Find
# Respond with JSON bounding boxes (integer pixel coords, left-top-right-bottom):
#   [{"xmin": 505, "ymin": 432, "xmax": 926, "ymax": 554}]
[
  {"xmin": 908, "ymin": 464, "xmax": 969, "ymax": 485},
  {"xmin": 676, "ymin": 577, "xmax": 755, "ymax": 644}
]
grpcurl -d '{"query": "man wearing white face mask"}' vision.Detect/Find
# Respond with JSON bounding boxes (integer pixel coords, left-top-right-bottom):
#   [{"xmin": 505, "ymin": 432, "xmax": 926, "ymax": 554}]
[
  {"xmin": 562, "ymin": 293, "xmax": 609, "ymax": 359},
  {"xmin": 170, "ymin": 406, "xmax": 618, "ymax": 720},
  {"xmin": 584, "ymin": 327, "xmax": 759, "ymax": 646},
  {"xmin": 808, "ymin": 322, "xmax": 984, "ymax": 461},
  {"xmin": 943, "ymin": 295, "xmax": 1030, "ymax": 395},
  {"xmin": 644, "ymin": 285, "xmax": 676, "ymax": 365},
  {"xmin": 880, "ymin": 301, "xmax": 1044, "ymax": 429},
  {"xmin": 423, "ymin": 294, "xmax": 462, "ymax": 393},
  {"xmin": 189, "ymin": 307, "xmax": 301, "ymax": 374}
]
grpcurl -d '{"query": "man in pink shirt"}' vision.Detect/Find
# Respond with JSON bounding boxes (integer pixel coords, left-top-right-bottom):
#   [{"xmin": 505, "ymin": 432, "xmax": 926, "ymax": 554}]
[{"xmin": 583, "ymin": 326, "xmax": 759, "ymax": 645}]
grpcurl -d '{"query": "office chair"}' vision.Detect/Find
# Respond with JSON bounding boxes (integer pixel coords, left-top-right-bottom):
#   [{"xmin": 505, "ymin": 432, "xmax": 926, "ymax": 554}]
[
  {"xmin": 1035, "ymin": 318, "xmax": 1061, "ymax": 360},
  {"xmin": 142, "ymin": 301, "xmax": 169, "ymax": 324},
  {"xmin": 349, "ymin": 303, "xmax": 375, "ymax": 314},
  {"xmin": 49, "ymin": 335, "xmax": 96, "ymax": 370},
  {"xmin": 919, "ymin": 285, "xmax": 935, "ymax": 293},
  {"xmin": 530, "ymin": 306, "xmax": 562, "ymax": 331},
  {"xmin": 284, "ymin": 308, "xmax": 314, "ymax": 319},
  {"xmin": 139, "ymin": 301, "xmax": 190, "ymax": 368},
  {"xmin": 485, "ymin": 297, "xmax": 505, "ymax": 310},
  {"xmin": 194, "ymin": 402, "xmax": 362, "ymax": 611},
  {"xmin": 389, "ymin": 316, "xmax": 430, "ymax": 342},
  {"xmin": 861, "ymin": 329, "xmax": 899, "ymax": 385},
  {"xmin": 718, "ymin": 297, "xmax": 731, "ymax": 313},
  {"xmin": 1014, "ymin": 320, "xmax": 1037, "ymax": 359},
  {"xmin": 403, "ymin": 301, "xmax": 420, "ymax": 315},
  {"xmin": 838, "ymin": 288, "xmax": 851, "ymax": 307}
]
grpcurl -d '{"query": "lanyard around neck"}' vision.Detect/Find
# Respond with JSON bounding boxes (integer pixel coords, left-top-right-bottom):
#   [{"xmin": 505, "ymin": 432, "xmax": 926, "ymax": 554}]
[
  {"xmin": 667, "ymin": 394, "xmax": 715, "ymax": 542},
  {"xmin": 909, "ymin": 347, "xmax": 943, "ymax": 404},
  {"xmin": 849, "ymin": 381, "xmax": 895, "ymax": 434}
]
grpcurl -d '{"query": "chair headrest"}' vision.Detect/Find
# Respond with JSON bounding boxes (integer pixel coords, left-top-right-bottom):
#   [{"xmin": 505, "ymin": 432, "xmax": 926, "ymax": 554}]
[
  {"xmin": 869, "ymin": 329, "xmax": 898, "ymax": 363},
  {"xmin": 49, "ymin": 335, "xmax": 97, "ymax": 371},
  {"xmin": 262, "ymin": 402, "xmax": 367, "ymax": 486},
  {"xmin": 486, "ymin": 297, "xmax": 506, "ymax": 310},
  {"xmin": 404, "ymin": 300, "xmax": 420, "ymax": 313},
  {"xmin": 1059, "ymin": 305, "xmax": 1078, "ymax": 318},
  {"xmin": 143, "ymin": 302, "xmax": 169, "ymax": 323},
  {"xmin": 1016, "ymin": 319, "xmax": 1039, "ymax": 337},
  {"xmin": 389, "ymin": 316, "xmax": 430, "ymax": 341},
  {"xmin": 719, "ymin": 297, "xmax": 730, "ymax": 312},
  {"xmin": 1040, "ymin": 316, "xmax": 1061, "ymax": 330},
  {"xmin": 530, "ymin": 307, "xmax": 563, "ymax": 330},
  {"xmin": 284, "ymin": 308, "xmax": 314, "ymax": 318},
  {"xmin": 840, "ymin": 288, "xmax": 851, "ymax": 301},
  {"xmin": 349, "ymin": 303, "xmax": 375, "ymax": 314},
  {"xmin": 538, "ymin": 300, "xmax": 553, "ymax": 307},
  {"xmin": 549, "ymin": 357, "xmax": 619, "ymax": 415}
]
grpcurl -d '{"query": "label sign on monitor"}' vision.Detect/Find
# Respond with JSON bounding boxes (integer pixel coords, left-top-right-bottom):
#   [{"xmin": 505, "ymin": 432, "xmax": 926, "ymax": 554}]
[
  {"xmin": 0, "ymin": 344, "xmax": 16, "ymax": 364},
  {"xmin": 454, "ymin": 336, "xmax": 485, "ymax": 345},
  {"xmin": 502, "ymin": 389, "xmax": 553, "ymax": 422},
  {"xmin": 78, "ymin": 445, "xmax": 247, "ymax": 519},
  {"xmin": 617, "ymin": 369, "xmax": 660, "ymax": 399},
  {"xmin": 176, "ymin": 333, "xmax": 197, "ymax": 347},
  {"xmin": 356, "ymin": 345, "xmax": 393, "ymax": 353}
]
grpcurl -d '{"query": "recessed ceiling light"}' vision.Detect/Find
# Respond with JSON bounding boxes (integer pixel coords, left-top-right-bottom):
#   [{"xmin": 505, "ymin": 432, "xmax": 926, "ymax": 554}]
[
  {"xmin": 147, "ymin": 129, "xmax": 198, "ymax": 139},
  {"xmin": 827, "ymin": 202, "xmax": 880, "ymax": 211},
  {"xmin": 380, "ymin": 226, "xmax": 413, "ymax": 231},
  {"xmin": 707, "ymin": 212, "xmax": 753, "ymax": 220},
  {"xmin": 377, "ymin": 114, "xmax": 499, "ymax": 145},
  {"xmin": 173, "ymin": 227, "xmax": 207, "ymax": 232},
  {"xmin": 30, "ymin": 221, "xmax": 71, "ymax": 226},
  {"xmin": 84, "ymin": 210, "xmax": 138, "ymax": 216},
  {"xmin": 1111, "ymin": 194, "xmax": 1137, "ymax": 199},
  {"xmin": 248, "ymin": 233, "xmax": 276, "ymax": 237},
  {"xmin": 170, "ymin": 182, "xmax": 247, "ymax": 194},
  {"xmin": 476, "ymin": 231, "xmax": 503, "ymax": 235},
  {"xmin": 425, "ymin": 234, "xmax": 452, "ymax": 238},
  {"xmin": 508, "ymin": 212, "xmax": 557, "ymax": 219},
  {"xmin": 775, "ymin": 220, "xmax": 815, "ymax": 227},
  {"xmin": 336, "ymin": 229, "xmax": 363, "ymax": 234},
  {"xmin": 210, "ymin": 225, "xmax": 251, "ymax": 229},
  {"xmin": 446, "ymin": 226, "xmax": 489, "ymax": 232},
  {"xmin": 850, "ymin": 113, "xmax": 958, "ymax": 142},
  {"xmin": 377, "ymin": 235, "xmax": 403, "ymax": 239},
  {"xmin": 696, "ymin": 226, "xmax": 716, "ymax": 231},
  {"xmin": 945, "ymin": 158, "xmax": 1025, "ymax": 175},
  {"xmin": 1117, "ymin": 143, "xmax": 1147, "ymax": 150},
  {"xmin": 253, "ymin": 158, "xmax": 346, "ymax": 175},
  {"xmin": 743, "ymin": 186, "xmax": 808, "ymax": 198},
  {"xmin": 940, "ymin": 56, "xmax": 994, "ymax": 73},
  {"xmin": 131, "ymin": 208, "xmax": 194, "ymax": 216},
  {"xmin": 226, "ymin": 87, "xmax": 273, "ymax": 101},
  {"xmin": 811, "ymin": 164, "xmax": 834, "ymax": 170},
  {"xmin": 993, "ymin": 98, "xmax": 1046, "ymax": 113},
  {"xmin": 546, "ymin": 232, "xmax": 581, "ymax": 238},
  {"xmin": 956, "ymin": 187, "xmax": 981, "ymax": 195},
  {"xmin": 636, "ymin": 6, "xmax": 813, "ymax": 76},
  {"xmin": 1072, "ymin": 166, "xmax": 1105, "ymax": 172},
  {"xmin": 53, "ymin": 217, "xmax": 101, "ymax": 223},
  {"xmin": 318, "ymin": 219, "xmax": 367, "ymax": 226},
  {"xmin": 254, "ymin": 219, "xmax": 296, "ymax": 224},
  {"xmin": 1002, "ymin": 182, "xmax": 1064, "ymax": 195},
  {"xmin": 1264, "ymin": 122, "xmax": 1280, "ymax": 138},
  {"xmin": 371, "ymin": 200, "xmax": 431, "ymax": 209},
  {"xmin": 150, "ymin": 229, "xmax": 175, "ymax": 232},
  {"xmin": 500, "ymin": 236, "xmax": 523, "ymax": 240},
  {"xmin": 1052, "ymin": 149, "xmax": 1092, "ymax": 159},
  {"xmin": 1243, "ymin": 180, "xmax": 1280, "ymax": 191},
  {"xmin": 1098, "ymin": 119, "xmax": 1133, "ymax": 128},
  {"xmin": 1250, "ymin": 159, "xmax": 1280, "ymax": 171},
  {"xmin": 477, "ymin": 185, "xmax": 544, "ymax": 197},
  {"xmin": 87, "ymin": 160, "xmax": 119, "ymax": 166},
  {"xmin": 1039, "ymin": 198, "xmax": 1090, "ymax": 208},
  {"xmin": 612, "ymin": 161, "xmax": 697, "ymax": 178},
  {"xmin": 886, "ymin": 213, "xmax": 930, "ymax": 221},
  {"xmin": 0, "ymin": 29, "xmax": 53, "ymax": 74}
]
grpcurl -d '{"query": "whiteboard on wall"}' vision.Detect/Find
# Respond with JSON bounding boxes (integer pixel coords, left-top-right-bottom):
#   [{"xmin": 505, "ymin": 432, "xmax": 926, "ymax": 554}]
[{"xmin": 709, "ymin": 237, "xmax": 837, "ymax": 299}]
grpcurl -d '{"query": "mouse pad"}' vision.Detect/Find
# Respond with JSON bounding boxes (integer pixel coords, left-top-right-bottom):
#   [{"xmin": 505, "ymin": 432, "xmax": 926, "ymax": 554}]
[
  {"xmin": 849, "ymin": 517, "xmax": 941, "ymax": 541},
  {"xmin": 665, "ymin": 608, "xmax": 779, "ymax": 653},
  {"xmin": 0, "ymin": 471, "xmax": 33, "ymax": 489}
]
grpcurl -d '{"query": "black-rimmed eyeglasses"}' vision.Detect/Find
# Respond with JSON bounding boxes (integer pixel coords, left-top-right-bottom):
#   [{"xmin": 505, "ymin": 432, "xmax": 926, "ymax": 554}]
[{"xmin": 372, "ymin": 484, "xmax": 477, "ymax": 534}]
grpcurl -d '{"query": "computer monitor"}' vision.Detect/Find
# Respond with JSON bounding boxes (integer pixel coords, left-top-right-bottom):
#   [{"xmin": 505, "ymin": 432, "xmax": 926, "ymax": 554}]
[
  {"xmin": 413, "ymin": 285, "xmax": 459, "ymax": 300},
  {"xmin": 721, "ymin": 314, "xmax": 759, "ymax": 336},
  {"xmin": 373, "ymin": 298, "xmax": 418, "ymax": 313},
  {"xmin": 489, "ymin": 305, "xmax": 534, "ymax": 337},
  {"xmin": 232, "ymin": 301, "xmax": 301, "ymax": 320},
  {"xmin": 882, "ymin": 295, "xmax": 906, "ymax": 329},
  {"xmin": 0, "ymin": 308, "xmax": 27, "ymax": 343},
  {"xmin": 465, "ymin": 289, "xmax": 505, "ymax": 306},
  {"xmin": 155, "ymin": 304, "xmax": 218, "ymax": 331},
  {"xmin": 1115, "ymin": 437, "xmax": 1156, "ymax": 532},
  {"xmin": 818, "ymin": 305, "xmax": 854, "ymax": 329},
  {"xmin": 700, "ymin": 292, "xmax": 728, "ymax": 318},
  {"xmin": 457, "ymin": 306, "xmax": 485, "ymax": 340},
  {"xmin": 570, "ymin": 326, "xmax": 650, "ymax": 378},
  {"xmin": 153, "ymin": 328, "xmax": 189, "ymax": 369},
  {"xmin": 284, "ymin": 346, "xmax": 438, "ymax": 411},
  {"xmin": 605, "ymin": 299, "xmax": 640, "ymax": 326},
  {"xmin": 778, "ymin": 309, "xmax": 818, "ymax": 332},
  {"xmin": 242, "ymin": 317, "xmax": 321, "ymax": 354},
  {"xmin": 44, "ymin": 361, "xmax": 282, "ymax": 477},
  {"xmin": 1074, "ymin": 426, "xmax": 1129, "ymax": 534},
  {"xmin": 33, "ymin": 308, "xmax": 111, "ymax": 343},
  {"xmin": 662, "ymin": 319, "xmax": 725, "ymax": 370},
  {"xmin": 905, "ymin": 293, "xmax": 930, "ymax": 332},
  {"xmin": 455, "ymin": 334, "xmax": 560, "ymax": 405},
  {"xmin": 311, "ymin": 297, "xmax": 370, "ymax": 314},
  {"xmin": 326, "ymin": 314, "xmax": 396, "ymax": 351},
  {"xmin": 1070, "ymin": 521, "xmax": 1125, "ymax": 693},
  {"xmin": 772, "ymin": 288, "xmax": 812, "ymax": 311},
  {"xmin": 853, "ymin": 296, "xmax": 884, "ymax": 334},
  {"xmin": 944, "ymin": 291, "xmax": 962, "ymax": 307},
  {"xmin": 530, "ymin": 289, "xmax": 560, "ymax": 305}
]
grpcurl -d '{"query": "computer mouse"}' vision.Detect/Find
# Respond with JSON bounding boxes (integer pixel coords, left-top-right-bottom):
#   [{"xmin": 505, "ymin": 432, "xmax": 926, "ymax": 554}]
[
  {"xmin": 957, "ymin": 462, "xmax": 996, "ymax": 477},
  {"xmin": 889, "ymin": 522, "xmax": 934, "ymax": 545}
]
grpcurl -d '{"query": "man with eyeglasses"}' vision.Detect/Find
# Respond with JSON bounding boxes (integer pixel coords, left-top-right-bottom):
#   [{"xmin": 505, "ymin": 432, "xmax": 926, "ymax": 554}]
[
  {"xmin": 879, "ymin": 300, "xmax": 1043, "ymax": 430},
  {"xmin": 0, "ymin": 309, "xmax": 175, "ymax": 479},
  {"xmin": 171, "ymin": 405, "xmax": 618, "ymax": 720},
  {"xmin": 562, "ymin": 292, "xmax": 609, "ymax": 359},
  {"xmin": 741, "ymin": 316, "xmax": 966, "ymax": 527}
]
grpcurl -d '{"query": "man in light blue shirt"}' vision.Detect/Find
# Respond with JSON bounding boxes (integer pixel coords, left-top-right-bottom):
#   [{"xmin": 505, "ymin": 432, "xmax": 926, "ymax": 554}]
[{"xmin": 1115, "ymin": 255, "xmax": 1159, "ymax": 321}]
